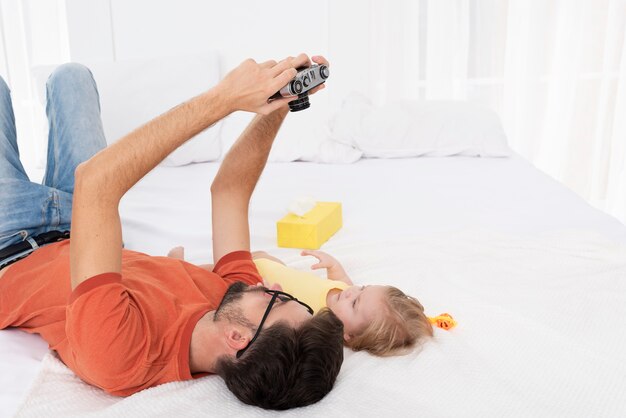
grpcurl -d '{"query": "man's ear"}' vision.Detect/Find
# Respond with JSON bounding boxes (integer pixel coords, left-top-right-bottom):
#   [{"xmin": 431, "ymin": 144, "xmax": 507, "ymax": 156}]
[{"xmin": 225, "ymin": 325, "xmax": 251, "ymax": 351}]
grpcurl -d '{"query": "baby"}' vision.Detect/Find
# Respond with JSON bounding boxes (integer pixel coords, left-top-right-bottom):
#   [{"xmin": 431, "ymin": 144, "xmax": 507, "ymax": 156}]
[{"xmin": 168, "ymin": 247, "xmax": 455, "ymax": 357}]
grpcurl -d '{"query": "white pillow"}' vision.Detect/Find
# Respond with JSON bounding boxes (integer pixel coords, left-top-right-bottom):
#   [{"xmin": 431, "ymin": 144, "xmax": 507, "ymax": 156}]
[
  {"xmin": 329, "ymin": 93, "xmax": 511, "ymax": 158},
  {"xmin": 220, "ymin": 105, "xmax": 361, "ymax": 164},
  {"xmin": 32, "ymin": 52, "xmax": 222, "ymax": 166}
]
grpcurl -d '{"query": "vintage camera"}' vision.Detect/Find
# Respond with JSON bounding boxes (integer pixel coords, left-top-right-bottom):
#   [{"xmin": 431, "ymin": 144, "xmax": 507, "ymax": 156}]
[{"xmin": 268, "ymin": 64, "xmax": 330, "ymax": 112}]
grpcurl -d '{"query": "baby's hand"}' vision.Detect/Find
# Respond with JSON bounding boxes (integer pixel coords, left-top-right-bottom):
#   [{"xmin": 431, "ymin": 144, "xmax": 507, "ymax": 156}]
[
  {"xmin": 168, "ymin": 246, "xmax": 185, "ymax": 260},
  {"xmin": 301, "ymin": 249, "xmax": 353, "ymax": 285},
  {"xmin": 300, "ymin": 250, "xmax": 337, "ymax": 270}
]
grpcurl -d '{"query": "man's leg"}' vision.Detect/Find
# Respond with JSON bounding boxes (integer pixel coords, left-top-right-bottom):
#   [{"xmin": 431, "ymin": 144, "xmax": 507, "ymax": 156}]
[
  {"xmin": 0, "ymin": 64, "xmax": 106, "ymax": 251},
  {"xmin": 0, "ymin": 77, "xmax": 63, "ymax": 250},
  {"xmin": 0, "ymin": 77, "xmax": 28, "ymax": 182},
  {"xmin": 43, "ymin": 63, "xmax": 107, "ymax": 195},
  {"xmin": 0, "ymin": 74, "xmax": 29, "ymax": 248}
]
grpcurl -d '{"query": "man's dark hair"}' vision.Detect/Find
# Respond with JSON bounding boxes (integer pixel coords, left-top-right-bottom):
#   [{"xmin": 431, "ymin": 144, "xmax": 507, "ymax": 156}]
[{"xmin": 215, "ymin": 308, "xmax": 344, "ymax": 410}]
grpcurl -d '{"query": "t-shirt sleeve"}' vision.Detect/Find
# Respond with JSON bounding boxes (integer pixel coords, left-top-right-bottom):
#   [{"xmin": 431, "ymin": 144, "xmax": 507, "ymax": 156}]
[
  {"xmin": 213, "ymin": 251, "xmax": 263, "ymax": 286},
  {"xmin": 65, "ymin": 272, "xmax": 150, "ymax": 394}
]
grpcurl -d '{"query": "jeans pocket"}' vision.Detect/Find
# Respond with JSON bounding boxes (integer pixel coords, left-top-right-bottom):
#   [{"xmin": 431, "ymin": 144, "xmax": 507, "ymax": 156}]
[
  {"xmin": 0, "ymin": 229, "xmax": 27, "ymax": 241},
  {"xmin": 0, "ymin": 229, "xmax": 28, "ymax": 250}
]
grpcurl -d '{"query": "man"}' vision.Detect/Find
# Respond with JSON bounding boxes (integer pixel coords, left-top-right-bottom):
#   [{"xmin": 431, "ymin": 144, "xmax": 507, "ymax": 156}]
[{"xmin": 0, "ymin": 54, "xmax": 344, "ymax": 410}]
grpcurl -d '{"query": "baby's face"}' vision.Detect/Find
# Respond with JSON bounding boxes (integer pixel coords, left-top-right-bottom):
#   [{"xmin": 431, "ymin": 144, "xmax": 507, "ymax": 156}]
[{"xmin": 326, "ymin": 284, "xmax": 388, "ymax": 342}]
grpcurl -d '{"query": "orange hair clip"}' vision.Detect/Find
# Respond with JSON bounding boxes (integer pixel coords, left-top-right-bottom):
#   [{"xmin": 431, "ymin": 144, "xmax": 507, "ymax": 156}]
[{"xmin": 428, "ymin": 313, "xmax": 457, "ymax": 330}]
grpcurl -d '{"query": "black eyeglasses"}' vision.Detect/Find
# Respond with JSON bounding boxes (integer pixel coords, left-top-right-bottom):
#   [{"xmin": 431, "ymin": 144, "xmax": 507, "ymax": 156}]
[{"xmin": 236, "ymin": 290, "xmax": 314, "ymax": 359}]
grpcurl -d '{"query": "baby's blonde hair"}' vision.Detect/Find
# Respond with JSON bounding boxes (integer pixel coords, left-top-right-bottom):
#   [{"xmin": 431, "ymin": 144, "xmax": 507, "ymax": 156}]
[{"xmin": 346, "ymin": 286, "xmax": 433, "ymax": 357}]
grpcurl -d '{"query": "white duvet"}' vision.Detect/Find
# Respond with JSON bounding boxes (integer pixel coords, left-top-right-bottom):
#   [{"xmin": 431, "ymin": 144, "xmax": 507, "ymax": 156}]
[{"xmin": 14, "ymin": 229, "xmax": 626, "ymax": 418}]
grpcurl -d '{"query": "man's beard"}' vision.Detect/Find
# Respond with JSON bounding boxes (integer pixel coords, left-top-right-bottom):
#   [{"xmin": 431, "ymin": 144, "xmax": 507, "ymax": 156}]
[{"xmin": 214, "ymin": 282, "xmax": 266, "ymax": 329}]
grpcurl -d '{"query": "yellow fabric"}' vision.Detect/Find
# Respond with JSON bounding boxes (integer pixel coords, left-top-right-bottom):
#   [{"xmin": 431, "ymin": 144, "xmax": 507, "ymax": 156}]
[
  {"xmin": 253, "ymin": 258, "xmax": 349, "ymax": 313},
  {"xmin": 277, "ymin": 202, "xmax": 342, "ymax": 249}
]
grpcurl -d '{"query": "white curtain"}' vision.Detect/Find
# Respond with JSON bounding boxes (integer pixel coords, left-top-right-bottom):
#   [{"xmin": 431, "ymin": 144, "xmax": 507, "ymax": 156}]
[
  {"xmin": 369, "ymin": 0, "xmax": 626, "ymax": 224},
  {"xmin": 0, "ymin": 0, "xmax": 69, "ymax": 175}
]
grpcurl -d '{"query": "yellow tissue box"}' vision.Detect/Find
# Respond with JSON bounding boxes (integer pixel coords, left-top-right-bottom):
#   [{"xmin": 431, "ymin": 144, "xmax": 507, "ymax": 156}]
[{"xmin": 277, "ymin": 202, "xmax": 342, "ymax": 249}]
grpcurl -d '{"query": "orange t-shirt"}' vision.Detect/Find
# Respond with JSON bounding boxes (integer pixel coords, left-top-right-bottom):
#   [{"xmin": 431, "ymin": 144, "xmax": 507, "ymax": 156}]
[{"xmin": 0, "ymin": 240, "xmax": 262, "ymax": 396}]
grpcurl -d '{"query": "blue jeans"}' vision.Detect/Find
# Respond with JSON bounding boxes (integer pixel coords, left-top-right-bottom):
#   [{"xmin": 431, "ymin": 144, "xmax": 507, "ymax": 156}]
[{"xmin": 0, "ymin": 63, "xmax": 107, "ymax": 251}]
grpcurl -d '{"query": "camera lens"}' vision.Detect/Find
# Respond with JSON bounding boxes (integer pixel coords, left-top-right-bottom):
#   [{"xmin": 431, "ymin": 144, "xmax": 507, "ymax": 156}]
[
  {"xmin": 291, "ymin": 80, "xmax": 303, "ymax": 95},
  {"xmin": 288, "ymin": 93, "xmax": 310, "ymax": 112},
  {"xmin": 320, "ymin": 65, "xmax": 330, "ymax": 79}
]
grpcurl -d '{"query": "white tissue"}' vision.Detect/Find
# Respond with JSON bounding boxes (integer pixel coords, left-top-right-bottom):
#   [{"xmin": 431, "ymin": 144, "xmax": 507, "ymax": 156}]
[{"xmin": 287, "ymin": 197, "xmax": 316, "ymax": 217}]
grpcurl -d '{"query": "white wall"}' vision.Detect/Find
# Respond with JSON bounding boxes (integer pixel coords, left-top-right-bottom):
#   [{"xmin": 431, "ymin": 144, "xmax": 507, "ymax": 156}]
[
  {"xmin": 2, "ymin": 0, "xmax": 368, "ymax": 176},
  {"xmin": 66, "ymin": 0, "xmax": 376, "ymax": 114},
  {"xmin": 65, "ymin": 0, "xmax": 113, "ymax": 62}
]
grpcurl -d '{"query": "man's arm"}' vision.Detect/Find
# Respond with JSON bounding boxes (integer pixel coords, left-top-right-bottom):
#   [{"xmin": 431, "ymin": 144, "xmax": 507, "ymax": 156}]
[
  {"xmin": 211, "ymin": 54, "xmax": 328, "ymax": 264},
  {"xmin": 210, "ymin": 108, "xmax": 289, "ymax": 263},
  {"xmin": 70, "ymin": 58, "xmax": 298, "ymax": 289}
]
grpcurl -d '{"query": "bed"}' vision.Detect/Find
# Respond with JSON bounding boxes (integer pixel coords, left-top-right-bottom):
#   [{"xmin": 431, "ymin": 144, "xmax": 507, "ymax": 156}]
[
  {"xmin": 2, "ymin": 153, "xmax": 626, "ymax": 417},
  {"xmin": 3, "ymin": 56, "xmax": 626, "ymax": 416}
]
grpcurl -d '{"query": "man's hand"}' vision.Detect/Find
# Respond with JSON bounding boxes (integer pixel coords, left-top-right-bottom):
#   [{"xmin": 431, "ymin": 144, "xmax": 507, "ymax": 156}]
[
  {"xmin": 304, "ymin": 55, "xmax": 330, "ymax": 96},
  {"xmin": 218, "ymin": 58, "xmax": 295, "ymax": 115},
  {"xmin": 217, "ymin": 53, "xmax": 329, "ymax": 115},
  {"xmin": 217, "ymin": 56, "xmax": 295, "ymax": 115}
]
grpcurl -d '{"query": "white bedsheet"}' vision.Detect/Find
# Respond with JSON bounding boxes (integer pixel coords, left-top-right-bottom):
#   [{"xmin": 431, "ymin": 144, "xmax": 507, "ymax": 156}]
[
  {"xmin": 12, "ymin": 230, "xmax": 626, "ymax": 417},
  {"xmin": 118, "ymin": 154, "xmax": 626, "ymax": 263},
  {"xmin": 2, "ymin": 155, "xmax": 626, "ymax": 417}
]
